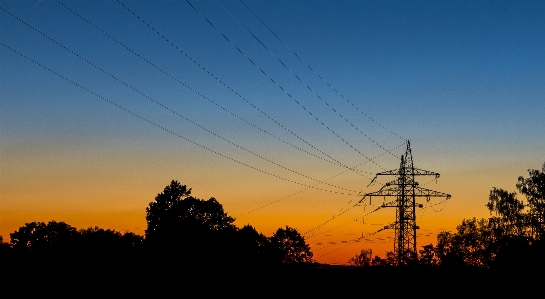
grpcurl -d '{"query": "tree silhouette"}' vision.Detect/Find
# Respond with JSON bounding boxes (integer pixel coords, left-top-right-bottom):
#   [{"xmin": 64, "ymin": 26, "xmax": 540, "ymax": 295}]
[
  {"xmin": 146, "ymin": 181, "xmax": 235, "ymax": 240},
  {"xmin": 516, "ymin": 162, "xmax": 545, "ymax": 239},
  {"xmin": 228, "ymin": 224, "xmax": 275, "ymax": 267},
  {"xmin": 418, "ymin": 244, "xmax": 437, "ymax": 266},
  {"xmin": 269, "ymin": 226, "xmax": 313, "ymax": 265},
  {"xmin": 431, "ymin": 162, "xmax": 545, "ymax": 268},
  {"xmin": 368, "ymin": 251, "xmax": 396, "ymax": 266},
  {"xmin": 77, "ymin": 227, "xmax": 143, "ymax": 256},
  {"xmin": 145, "ymin": 180, "xmax": 236, "ymax": 266},
  {"xmin": 10, "ymin": 221, "xmax": 78, "ymax": 253},
  {"xmin": 0, "ymin": 236, "xmax": 10, "ymax": 257},
  {"xmin": 487, "ymin": 188, "xmax": 526, "ymax": 237},
  {"xmin": 145, "ymin": 180, "xmax": 192, "ymax": 240},
  {"xmin": 348, "ymin": 248, "xmax": 373, "ymax": 267}
]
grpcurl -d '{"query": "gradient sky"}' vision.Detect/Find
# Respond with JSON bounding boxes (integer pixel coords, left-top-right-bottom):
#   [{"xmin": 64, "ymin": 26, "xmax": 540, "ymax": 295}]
[{"xmin": 1, "ymin": 0, "xmax": 544, "ymax": 264}]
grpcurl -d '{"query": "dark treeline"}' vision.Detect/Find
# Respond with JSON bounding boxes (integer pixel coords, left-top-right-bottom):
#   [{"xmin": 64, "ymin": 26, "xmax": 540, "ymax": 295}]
[
  {"xmin": 348, "ymin": 162, "xmax": 545, "ymax": 269},
  {"xmin": 1, "ymin": 162, "xmax": 544, "ymax": 291},
  {"xmin": 432, "ymin": 162, "xmax": 545, "ymax": 268},
  {"xmin": 2, "ymin": 180, "xmax": 313, "ymax": 272}
]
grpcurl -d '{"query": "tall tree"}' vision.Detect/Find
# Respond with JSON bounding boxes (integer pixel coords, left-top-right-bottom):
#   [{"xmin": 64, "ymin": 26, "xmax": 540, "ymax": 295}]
[
  {"xmin": 145, "ymin": 180, "xmax": 236, "ymax": 263},
  {"xmin": 145, "ymin": 180, "xmax": 192, "ymax": 240},
  {"xmin": 516, "ymin": 162, "xmax": 545, "ymax": 239},
  {"xmin": 269, "ymin": 226, "xmax": 313, "ymax": 265},
  {"xmin": 434, "ymin": 218, "xmax": 494, "ymax": 267},
  {"xmin": 487, "ymin": 188, "xmax": 526, "ymax": 237},
  {"xmin": 434, "ymin": 162, "xmax": 545, "ymax": 268},
  {"xmin": 146, "ymin": 181, "xmax": 235, "ymax": 238}
]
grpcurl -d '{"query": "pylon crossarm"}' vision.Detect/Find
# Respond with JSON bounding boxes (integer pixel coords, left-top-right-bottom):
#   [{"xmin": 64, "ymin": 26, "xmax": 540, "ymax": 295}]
[
  {"xmin": 359, "ymin": 187, "xmax": 401, "ymax": 203},
  {"xmin": 413, "ymin": 187, "xmax": 451, "ymax": 199},
  {"xmin": 381, "ymin": 199, "xmax": 400, "ymax": 208},
  {"xmin": 366, "ymin": 173, "xmax": 397, "ymax": 187},
  {"xmin": 411, "ymin": 168, "xmax": 441, "ymax": 177},
  {"xmin": 373, "ymin": 167, "xmax": 440, "ymax": 177},
  {"xmin": 382, "ymin": 222, "xmax": 397, "ymax": 230},
  {"xmin": 375, "ymin": 169, "xmax": 400, "ymax": 177},
  {"xmin": 367, "ymin": 168, "xmax": 440, "ymax": 187}
]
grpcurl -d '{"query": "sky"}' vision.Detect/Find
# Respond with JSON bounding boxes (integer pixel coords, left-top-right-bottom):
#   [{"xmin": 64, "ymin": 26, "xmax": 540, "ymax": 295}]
[{"xmin": 1, "ymin": 0, "xmax": 544, "ymax": 264}]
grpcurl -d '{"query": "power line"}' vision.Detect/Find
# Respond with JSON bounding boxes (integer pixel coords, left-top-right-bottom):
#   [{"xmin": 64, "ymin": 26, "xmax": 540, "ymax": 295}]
[
  {"xmin": 115, "ymin": 0, "xmax": 372, "ymax": 180},
  {"xmin": 217, "ymin": 0, "xmax": 399, "ymax": 159},
  {"xmin": 185, "ymin": 0, "xmax": 387, "ymax": 171},
  {"xmin": 316, "ymin": 230, "xmax": 445, "ymax": 264},
  {"xmin": 305, "ymin": 206, "xmax": 383, "ymax": 239},
  {"xmin": 303, "ymin": 142, "xmax": 406, "ymax": 235},
  {"xmin": 236, "ymin": 142, "xmax": 406, "ymax": 217},
  {"xmin": 315, "ymin": 224, "xmax": 391, "ymax": 259},
  {"xmin": 239, "ymin": 0, "xmax": 406, "ymax": 141},
  {"xmin": 305, "ymin": 192, "xmax": 365, "ymax": 236},
  {"xmin": 429, "ymin": 198, "xmax": 450, "ymax": 213},
  {"xmin": 1, "ymin": 42, "xmax": 358, "ymax": 197},
  {"xmin": 305, "ymin": 204, "xmax": 365, "ymax": 238},
  {"xmin": 313, "ymin": 234, "xmax": 393, "ymax": 248},
  {"xmin": 53, "ymin": 0, "xmax": 372, "ymax": 180},
  {"xmin": 0, "ymin": 6, "xmax": 360, "ymax": 195}
]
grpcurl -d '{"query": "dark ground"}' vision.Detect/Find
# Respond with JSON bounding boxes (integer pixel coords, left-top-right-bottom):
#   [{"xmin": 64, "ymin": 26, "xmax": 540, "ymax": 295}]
[{"xmin": 3, "ymin": 256, "xmax": 526, "ymax": 296}]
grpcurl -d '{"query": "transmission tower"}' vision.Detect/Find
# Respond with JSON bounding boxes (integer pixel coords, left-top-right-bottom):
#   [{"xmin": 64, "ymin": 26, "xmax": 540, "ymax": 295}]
[{"xmin": 359, "ymin": 141, "xmax": 451, "ymax": 265}]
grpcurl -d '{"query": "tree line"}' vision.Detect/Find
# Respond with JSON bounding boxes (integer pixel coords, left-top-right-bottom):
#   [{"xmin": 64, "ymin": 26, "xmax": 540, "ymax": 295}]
[
  {"xmin": 3, "ymin": 162, "xmax": 543, "ymax": 269},
  {"xmin": 1, "ymin": 180, "xmax": 313, "ymax": 270},
  {"xmin": 348, "ymin": 162, "xmax": 545, "ymax": 268}
]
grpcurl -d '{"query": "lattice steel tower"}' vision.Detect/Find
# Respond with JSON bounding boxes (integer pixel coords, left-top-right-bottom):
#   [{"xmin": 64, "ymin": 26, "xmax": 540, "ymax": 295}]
[{"xmin": 360, "ymin": 141, "xmax": 451, "ymax": 265}]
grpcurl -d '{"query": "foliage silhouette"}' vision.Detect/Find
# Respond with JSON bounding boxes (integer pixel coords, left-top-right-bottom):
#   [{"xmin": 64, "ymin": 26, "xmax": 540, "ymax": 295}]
[
  {"xmin": 143, "ymin": 181, "xmax": 320, "ymax": 268},
  {"xmin": 269, "ymin": 225, "xmax": 313, "ymax": 265},
  {"xmin": 145, "ymin": 180, "xmax": 244, "ymax": 267},
  {"xmin": 433, "ymin": 162, "xmax": 545, "ymax": 268},
  {"xmin": 145, "ymin": 180, "xmax": 239, "ymax": 266},
  {"xmin": 145, "ymin": 181, "xmax": 235, "ymax": 241},
  {"xmin": 436, "ymin": 218, "xmax": 495, "ymax": 267},
  {"xmin": 228, "ymin": 224, "xmax": 277, "ymax": 267},
  {"xmin": 516, "ymin": 162, "xmax": 545, "ymax": 239},
  {"xmin": 348, "ymin": 248, "xmax": 373, "ymax": 267},
  {"xmin": 77, "ymin": 226, "xmax": 144, "ymax": 256},
  {"xmin": 0, "ymin": 236, "xmax": 11, "ymax": 257},
  {"xmin": 10, "ymin": 221, "xmax": 78, "ymax": 254},
  {"xmin": 418, "ymin": 244, "xmax": 437, "ymax": 266},
  {"xmin": 368, "ymin": 251, "xmax": 396, "ymax": 266},
  {"xmin": 9, "ymin": 221, "xmax": 143, "ymax": 261}
]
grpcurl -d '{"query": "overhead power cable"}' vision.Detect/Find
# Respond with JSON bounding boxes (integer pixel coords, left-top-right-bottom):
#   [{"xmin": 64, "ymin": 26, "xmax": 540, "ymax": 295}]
[
  {"xmin": 1, "ymin": 42, "xmax": 357, "ymax": 196},
  {"xmin": 217, "ymin": 0, "xmax": 398, "ymax": 159},
  {"xmin": 305, "ymin": 201, "xmax": 364, "ymax": 238},
  {"xmin": 0, "ymin": 7, "xmax": 361, "ymax": 195},
  {"xmin": 239, "ymin": 0, "xmax": 406, "ymax": 141},
  {"xmin": 115, "ymin": 0, "xmax": 371, "ymax": 180},
  {"xmin": 236, "ymin": 141, "xmax": 405, "ymax": 217},
  {"xmin": 184, "ymin": 0, "xmax": 387, "ymax": 171},
  {"xmin": 301, "ymin": 138, "xmax": 402, "ymax": 236},
  {"xmin": 313, "ymin": 234, "xmax": 393, "ymax": 248},
  {"xmin": 54, "ymin": 0, "xmax": 372, "ymax": 179},
  {"xmin": 315, "ymin": 224, "xmax": 391, "ymax": 259},
  {"xmin": 305, "ymin": 206, "xmax": 383, "ymax": 239}
]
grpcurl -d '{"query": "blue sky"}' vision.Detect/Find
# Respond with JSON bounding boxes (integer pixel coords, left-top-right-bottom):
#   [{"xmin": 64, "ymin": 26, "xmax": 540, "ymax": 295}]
[{"xmin": 1, "ymin": 0, "xmax": 544, "ymax": 263}]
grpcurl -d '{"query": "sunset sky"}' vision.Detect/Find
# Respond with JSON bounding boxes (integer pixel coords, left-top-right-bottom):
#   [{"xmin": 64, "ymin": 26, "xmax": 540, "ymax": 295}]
[{"xmin": 1, "ymin": 0, "xmax": 544, "ymax": 264}]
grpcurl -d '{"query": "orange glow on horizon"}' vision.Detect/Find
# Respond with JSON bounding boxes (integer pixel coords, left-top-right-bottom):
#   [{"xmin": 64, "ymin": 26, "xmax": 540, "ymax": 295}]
[{"xmin": 0, "ymin": 151, "xmax": 529, "ymax": 264}]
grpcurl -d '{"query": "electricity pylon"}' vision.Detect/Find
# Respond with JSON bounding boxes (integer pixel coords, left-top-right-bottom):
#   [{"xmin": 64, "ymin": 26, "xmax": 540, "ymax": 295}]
[{"xmin": 359, "ymin": 141, "xmax": 451, "ymax": 265}]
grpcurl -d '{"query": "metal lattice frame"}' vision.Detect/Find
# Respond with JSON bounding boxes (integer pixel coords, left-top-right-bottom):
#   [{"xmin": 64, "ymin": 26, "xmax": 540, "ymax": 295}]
[{"xmin": 360, "ymin": 141, "xmax": 451, "ymax": 265}]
